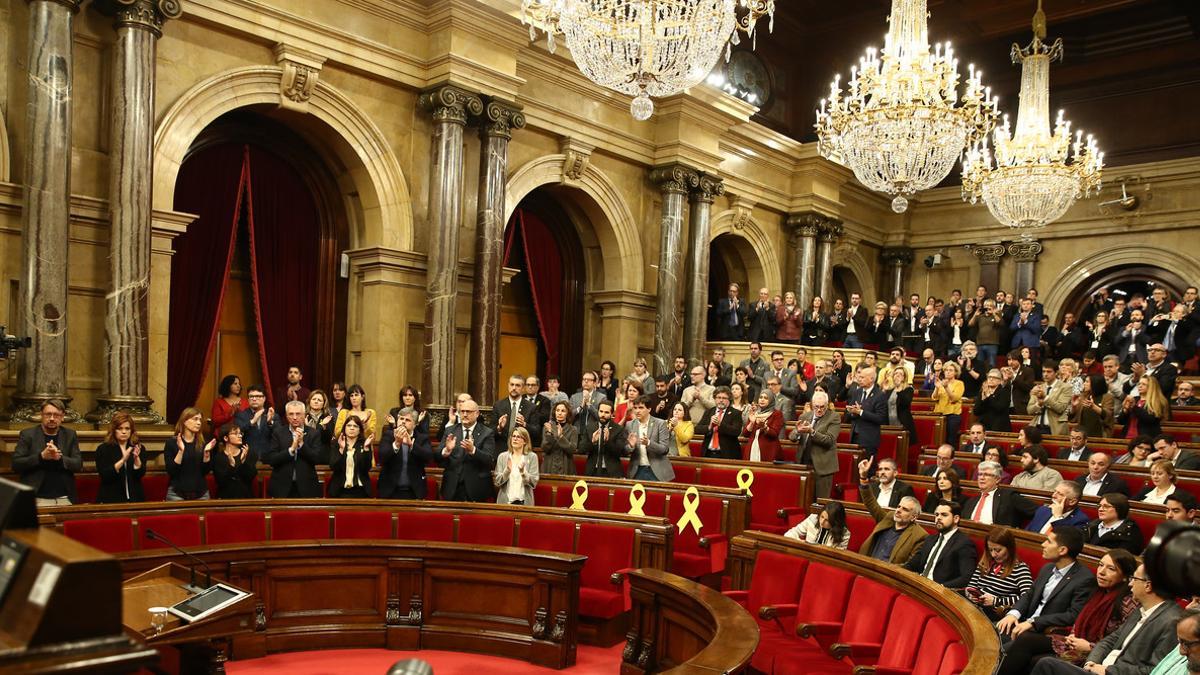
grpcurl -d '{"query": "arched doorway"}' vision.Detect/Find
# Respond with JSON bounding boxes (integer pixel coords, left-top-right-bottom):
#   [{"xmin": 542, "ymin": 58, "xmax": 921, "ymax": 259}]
[
  {"xmin": 167, "ymin": 109, "xmax": 349, "ymax": 418},
  {"xmin": 501, "ymin": 188, "xmax": 587, "ymax": 399},
  {"xmin": 831, "ymin": 266, "xmax": 861, "ymax": 306},
  {"xmin": 706, "ymin": 233, "xmax": 765, "ymax": 340},
  {"xmin": 1059, "ymin": 263, "xmax": 1189, "ymax": 322}
]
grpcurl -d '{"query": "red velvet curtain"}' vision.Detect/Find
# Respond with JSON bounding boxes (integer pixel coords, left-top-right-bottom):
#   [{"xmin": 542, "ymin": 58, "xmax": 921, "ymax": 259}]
[
  {"xmin": 243, "ymin": 147, "xmax": 321, "ymax": 409},
  {"xmin": 506, "ymin": 209, "xmax": 565, "ymax": 378},
  {"xmin": 167, "ymin": 144, "xmax": 248, "ymax": 419}
]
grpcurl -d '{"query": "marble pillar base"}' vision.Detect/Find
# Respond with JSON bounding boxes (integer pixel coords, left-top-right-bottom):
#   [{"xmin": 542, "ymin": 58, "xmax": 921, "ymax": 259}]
[
  {"xmin": 3, "ymin": 392, "xmax": 79, "ymax": 424},
  {"xmin": 85, "ymin": 395, "xmax": 164, "ymax": 425}
]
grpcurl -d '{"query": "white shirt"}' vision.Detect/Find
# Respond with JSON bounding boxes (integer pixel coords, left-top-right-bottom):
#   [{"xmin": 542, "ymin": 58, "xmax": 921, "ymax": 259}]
[
  {"xmin": 877, "ymin": 482, "xmax": 895, "ymax": 507},
  {"xmin": 1097, "ymin": 519, "xmax": 1125, "ymax": 539},
  {"xmin": 1101, "ymin": 601, "xmax": 1166, "ymax": 667},
  {"xmin": 1065, "ymin": 447, "xmax": 1087, "ymax": 462},
  {"xmin": 972, "ymin": 489, "xmax": 996, "ymax": 524},
  {"xmin": 1082, "ymin": 473, "xmax": 1108, "ymax": 497},
  {"xmin": 923, "ymin": 527, "xmax": 957, "ymax": 579}
]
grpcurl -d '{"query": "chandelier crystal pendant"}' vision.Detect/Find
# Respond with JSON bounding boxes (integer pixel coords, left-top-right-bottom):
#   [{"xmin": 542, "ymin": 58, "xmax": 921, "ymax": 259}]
[
  {"xmin": 961, "ymin": 0, "xmax": 1102, "ymax": 232},
  {"xmin": 815, "ymin": 0, "xmax": 998, "ymax": 213},
  {"xmin": 521, "ymin": 0, "xmax": 775, "ymax": 121}
]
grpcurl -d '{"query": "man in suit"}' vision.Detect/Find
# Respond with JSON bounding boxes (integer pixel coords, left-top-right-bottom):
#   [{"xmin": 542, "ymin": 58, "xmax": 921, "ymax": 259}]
[
  {"xmin": 492, "ymin": 374, "xmax": 534, "ymax": 449},
  {"xmin": 790, "ymin": 391, "xmax": 841, "ymax": 498},
  {"xmin": 698, "ymin": 387, "xmax": 743, "ymax": 460},
  {"xmin": 714, "ymin": 282, "xmax": 748, "ymax": 340},
  {"xmin": 681, "ymin": 366, "xmax": 716, "ymax": 424},
  {"xmin": 1130, "ymin": 344, "xmax": 1180, "ymax": 405},
  {"xmin": 570, "ymin": 371, "xmax": 607, "ymax": 435},
  {"xmin": 961, "ymin": 423, "xmax": 1000, "ymax": 456},
  {"xmin": 767, "ymin": 350, "xmax": 799, "ymax": 402},
  {"xmin": 522, "ymin": 375, "xmax": 552, "ymax": 447},
  {"xmin": 1028, "ymin": 360, "xmax": 1072, "ymax": 436},
  {"xmin": 843, "ymin": 292, "xmax": 869, "ymax": 349},
  {"xmin": 746, "ymin": 287, "xmax": 777, "ymax": 344},
  {"xmin": 765, "ymin": 376, "xmax": 795, "ymax": 423},
  {"xmin": 712, "ymin": 347, "xmax": 734, "ymax": 382},
  {"xmin": 1150, "ymin": 434, "xmax": 1200, "ymax": 471},
  {"xmin": 857, "ymin": 459, "xmax": 927, "ymax": 565},
  {"xmin": 1085, "ymin": 493, "xmax": 1144, "ymax": 554},
  {"xmin": 378, "ymin": 407, "xmax": 432, "ymax": 499},
  {"xmin": 1029, "ymin": 562, "xmax": 1183, "ymax": 675},
  {"xmin": 235, "ymin": 385, "xmax": 276, "ymax": 458},
  {"xmin": 625, "ymin": 396, "xmax": 674, "ymax": 482},
  {"xmin": 264, "ymin": 400, "xmax": 324, "ymax": 498},
  {"xmin": 995, "ymin": 526, "xmax": 1096, "ymax": 646},
  {"xmin": 870, "ymin": 458, "xmax": 916, "ymax": 508},
  {"xmin": 1027, "ymin": 481, "xmax": 1091, "ymax": 534},
  {"xmin": 582, "ymin": 401, "xmax": 626, "ymax": 478},
  {"xmin": 646, "ymin": 375, "xmax": 679, "ymax": 421},
  {"xmin": 1172, "ymin": 380, "xmax": 1199, "ymax": 407},
  {"xmin": 1116, "ymin": 310, "xmax": 1151, "ymax": 366},
  {"xmin": 1005, "ymin": 350, "xmax": 1037, "ymax": 416},
  {"xmin": 1058, "ymin": 428, "xmax": 1092, "ymax": 462},
  {"xmin": 1076, "ymin": 452, "xmax": 1131, "ymax": 497},
  {"xmin": 12, "ymin": 399, "xmax": 82, "ymax": 506},
  {"xmin": 665, "ymin": 356, "xmax": 689, "ymax": 400},
  {"xmin": 846, "ymin": 366, "xmax": 888, "ymax": 458},
  {"xmin": 905, "ymin": 500, "xmax": 977, "ymax": 589},
  {"xmin": 1150, "ymin": 304, "xmax": 1196, "ymax": 366},
  {"xmin": 437, "ymin": 399, "xmax": 497, "ymax": 501},
  {"xmin": 921, "ymin": 444, "xmax": 971, "ymax": 480},
  {"xmin": 1010, "ymin": 298, "xmax": 1043, "ymax": 358},
  {"xmin": 738, "ymin": 343, "xmax": 770, "ymax": 388},
  {"xmin": 901, "ymin": 294, "xmax": 924, "ymax": 355},
  {"xmin": 964, "ymin": 460, "xmax": 1038, "ymax": 527}
]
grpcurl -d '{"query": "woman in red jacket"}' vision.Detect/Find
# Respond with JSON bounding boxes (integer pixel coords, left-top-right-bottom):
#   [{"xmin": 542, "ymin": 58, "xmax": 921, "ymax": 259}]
[
  {"xmin": 775, "ymin": 291, "xmax": 803, "ymax": 343},
  {"xmin": 744, "ymin": 390, "xmax": 784, "ymax": 462},
  {"xmin": 210, "ymin": 374, "xmax": 248, "ymax": 432}
]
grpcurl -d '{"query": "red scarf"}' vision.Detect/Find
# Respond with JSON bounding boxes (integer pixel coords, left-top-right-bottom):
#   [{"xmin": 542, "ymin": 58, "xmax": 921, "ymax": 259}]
[{"xmin": 1072, "ymin": 585, "xmax": 1128, "ymax": 641}]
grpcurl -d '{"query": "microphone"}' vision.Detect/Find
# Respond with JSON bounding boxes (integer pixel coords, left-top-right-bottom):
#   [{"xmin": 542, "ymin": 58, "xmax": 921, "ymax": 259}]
[
  {"xmin": 388, "ymin": 659, "xmax": 433, "ymax": 675},
  {"xmin": 145, "ymin": 528, "xmax": 213, "ymax": 592}
]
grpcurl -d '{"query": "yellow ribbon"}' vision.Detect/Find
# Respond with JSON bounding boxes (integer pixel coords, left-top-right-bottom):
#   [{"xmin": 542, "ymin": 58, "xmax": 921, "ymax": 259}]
[
  {"xmin": 569, "ymin": 479, "xmax": 588, "ymax": 510},
  {"xmin": 628, "ymin": 483, "xmax": 646, "ymax": 516},
  {"xmin": 736, "ymin": 468, "xmax": 754, "ymax": 496},
  {"xmin": 676, "ymin": 486, "xmax": 703, "ymax": 535}
]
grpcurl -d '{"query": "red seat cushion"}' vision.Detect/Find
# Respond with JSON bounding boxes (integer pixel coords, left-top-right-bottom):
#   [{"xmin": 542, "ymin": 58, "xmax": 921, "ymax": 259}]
[
  {"xmin": 516, "ymin": 518, "xmax": 575, "ymax": 554},
  {"xmin": 577, "ymin": 523, "xmax": 635, "ymax": 618},
  {"xmin": 334, "ymin": 511, "xmax": 393, "ymax": 539},
  {"xmin": 837, "ymin": 577, "xmax": 899, "ymax": 652},
  {"xmin": 425, "ymin": 476, "xmax": 439, "ymax": 500},
  {"xmin": 938, "ymin": 641, "xmax": 968, "ymax": 675},
  {"xmin": 578, "ymin": 586, "xmax": 625, "ymax": 619},
  {"xmin": 727, "ymin": 550, "xmax": 809, "ymax": 637},
  {"xmin": 750, "ymin": 473, "xmax": 804, "ymax": 533},
  {"xmin": 668, "ymin": 496, "xmax": 726, "ymax": 577},
  {"xmin": 63, "ymin": 517, "xmax": 134, "ymax": 553},
  {"xmin": 399, "ymin": 511, "xmax": 454, "ymax": 542},
  {"xmin": 904, "ymin": 616, "xmax": 958, "ymax": 675},
  {"xmin": 143, "ymin": 474, "xmax": 170, "ymax": 502},
  {"xmin": 795, "ymin": 562, "xmax": 856, "ymax": 640},
  {"xmin": 845, "ymin": 511, "xmax": 877, "ymax": 551},
  {"xmin": 270, "ymin": 510, "xmax": 330, "ymax": 540},
  {"xmin": 138, "ymin": 514, "xmax": 202, "ymax": 549},
  {"xmin": 876, "ymin": 595, "xmax": 935, "ymax": 670},
  {"xmin": 457, "ymin": 514, "xmax": 514, "ymax": 547},
  {"xmin": 533, "ymin": 483, "xmax": 554, "ymax": 507},
  {"xmin": 75, "ymin": 476, "xmax": 100, "ymax": 505},
  {"xmin": 205, "ymin": 511, "xmax": 266, "ymax": 545}
]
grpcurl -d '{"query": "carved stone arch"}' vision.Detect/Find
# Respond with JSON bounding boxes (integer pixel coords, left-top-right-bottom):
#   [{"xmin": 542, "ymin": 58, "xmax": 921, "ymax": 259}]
[
  {"xmin": 831, "ymin": 243, "xmax": 874, "ymax": 299},
  {"xmin": 152, "ymin": 66, "xmax": 412, "ymax": 249},
  {"xmin": 505, "ymin": 155, "xmax": 644, "ymax": 292},
  {"xmin": 0, "ymin": 106, "xmax": 9, "ymax": 182},
  {"xmin": 1042, "ymin": 244, "xmax": 1200, "ymax": 320},
  {"xmin": 709, "ymin": 210, "xmax": 782, "ymax": 296}
]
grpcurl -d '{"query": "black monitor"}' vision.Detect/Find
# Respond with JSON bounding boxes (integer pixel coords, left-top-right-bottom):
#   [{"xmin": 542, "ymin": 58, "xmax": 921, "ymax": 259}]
[{"xmin": 0, "ymin": 478, "xmax": 38, "ymax": 532}]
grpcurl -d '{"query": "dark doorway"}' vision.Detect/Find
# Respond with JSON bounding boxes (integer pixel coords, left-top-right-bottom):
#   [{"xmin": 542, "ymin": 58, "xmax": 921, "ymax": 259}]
[{"xmin": 1060, "ymin": 264, "xmax": 1188, "ymax": 323}]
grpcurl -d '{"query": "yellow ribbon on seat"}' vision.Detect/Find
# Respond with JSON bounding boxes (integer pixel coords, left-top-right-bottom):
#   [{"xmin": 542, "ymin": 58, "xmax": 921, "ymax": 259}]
[
  {"xmin": 569, "ymin": 479, "xmax": 588, "ymax": 510},
  {"xmin": 628, "ymin": 483, "xmax": 646, "ymax": 516},
  {"xmin": 676, "ymin": 486, "xmax": 703, "ymax": 535},
  {"xmin": 737, "ymin": 468, "xmax": 754, "ymax": 497}
]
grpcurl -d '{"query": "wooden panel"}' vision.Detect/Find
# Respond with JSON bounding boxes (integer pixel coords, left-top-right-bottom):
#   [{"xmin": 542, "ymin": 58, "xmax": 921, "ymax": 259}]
[{"xmin": 498, "ymin": 335, "xmax": 539, "ymax": 401}]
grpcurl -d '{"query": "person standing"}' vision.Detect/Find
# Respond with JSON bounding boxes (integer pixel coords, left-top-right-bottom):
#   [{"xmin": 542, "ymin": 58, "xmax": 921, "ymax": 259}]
[
  {"xmin": 329, "ymin": 415, "xmax": 373, "ymax": 498},
  {"xmin": 212, "ymin": 423, "xmax": 257, "ymax": 499},
  {"xmin": 236, "ymin": 385, "xmax": 276, "ymax": 459},
  {"xmin": 570, "ymin": 371, "xmax": 607, "ymax": 434},
  {"xmin": 746, "ymin": 287, "xmax": 777, "ymax": 343},
  {"xmin": 846, "ymin": 366, "xmax": 888, "ymax": 459},
  {"xmin": 582, "ymin": 401, "xmax": 626, "ymax": 478},
  {"xmin": 378, "ymin": 408, "xmax": 433, "ymax": 500},
  {"xmin": 211, "ymin": 374, "xmax": 248, "ymax": 433},
  {"xmin": 715, "ymin": 283, "xmax": 747, "ymax": 340},
  {"xmin": 541, "ymin": 401, "xmax": 579, "ymax": 475},
  {"xmin": 95, "ymin": 412, "xmax": 146, "ymax": 504},
  {"xmin": 165, "ymin": 408, "xmax": 215, "ymax": 501},
  {"xmin": 275, "ymin": 365, "xmax": 311, "ymax": 407},
  {"xmin": 494, "ymin": 427, "xmax": 540, "ymax": 505},
  {"xmin": 12, "ymin": 399, "xmax": 81, "ymax": 507},
  {"xmin": 437, "ymin": 400, "xmax": 497, "ymax": 502},
  {"xmin": 698, "ymin": 387, "xmax": 743, "ymax": 460},
  {"xmin": 791, "ymin": 391, "xmax": 841, "ymax": 498},
  {"xmin": 492, "ymin": 374, "xmax": 533, "ymax": 449},
  {"xmin": 265, "ymin": 400, "xmax": 324, "ymax": 498},
  {"xmin": 625, "ymin": 397, "xmax": 674, "ymax": 482}
]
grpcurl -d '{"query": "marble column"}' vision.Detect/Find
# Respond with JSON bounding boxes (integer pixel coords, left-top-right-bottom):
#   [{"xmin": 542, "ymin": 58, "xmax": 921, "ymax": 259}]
[
  {"xmin": 418, "ymin": 85, "xmax": 482, "ymax": 407},
  {"xmin": 649, "ymin": 164, "xmax": 698, "ymax": 376},
  {"xmin": 814, "ymin": 220, "xmax": 844, "ymax": 304},
  {"xmin": 1008, "ymin": 239, "xmax": 1043, "ymax": 298},
  {"xmin": 880, "ymin": 247, "xmax": 915, "ymax": 302},
  {"xmin": 86, "ymin": 0, "xmax": 181, "ymax": 425},
  {"xmin": 7, "ymin": 0, "xmax": 84, "ymax": 422},
  {"xmin": 681, "ymin": 173, "xmax": 723, "ymax": 364},
  {"xmin": 786, "ymin": 213, "xmax": 821, "ymax": 303},
  {"xmin": 971, "ymin": 243, "xmax": 1007, "ymax": 295},
  {"xmin": 467, "ymin": 99, "xmax": 525, "ymax": 404}
]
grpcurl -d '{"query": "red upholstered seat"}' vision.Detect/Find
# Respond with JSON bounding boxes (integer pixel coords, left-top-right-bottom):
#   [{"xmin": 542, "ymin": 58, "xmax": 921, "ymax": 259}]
[
  {"xmin": 457, "ymin": 514, "xmax": 514, "ymax": 547},
  {"xmin": 138, "ymin": 513, "xmax": 202, "ymax": 549},
  {"xmin": 585, "ymin": 487, "xmax": 610, "ymax": 511},
  {"xmin": 75, "ymin": 476, "xmax": 100, "ymax": 505},
  {"xmin": 873, "ymin": 615, "xmax": 957, "ymax": 675},
  {"xmin": 206, "ymin": 511, "xmax": 267, "ymax": 545},
  {"xmin": 205, "ymin": 474, "xmax": 218, "ymax": 498},
  {"xmin": 871, "ymin": 595, "xmax": 935, "ymax": 674},
  {"xmin": 668, "ymin": 495, "xmax": 726, "ymax": 578},
  {"xmin": 938, "ymin": 642, "xmax": 968, "ymax": 675},
  {"xmin": 270, "ymin": 510, "xmax": 330, "ymax": 540},
  {"xmin": 334, "ymin": 511, "xmax": 393, "ymax": 539},
  {"xmin": 577, "ymin": 524, "xmax": 635, "ymax": 619},
  {"xmin": 725, "ymin": 549, "xmax": 809, "ymax": 673},
  {"xmin": 672, "ymin": 464, "xmax": 698, "ymax": 483},
  {"xmin": 143, "ymin": 474, "xmax": 169, "ymax": 502},
  {"xmin": 793, "ymin": 561, "xmax": 856, "ymax": 646},
  {"xmin": 63, "ymin": 517, "xmax": 134, "ymax": 553},
  {"xmin": 517, "ymin": 518, "xmax": 575, "ymax": 554},
  {"xmin": 533, "ymin": 483, "xmax": 554, "ymax": 507},
  {"xmin": 844, "ymin": 510, "xmax": 877, "ymax": 552},
  {"xmin": 425, "ymin": 476, "xmax": 439, "ymax": 500},
  {"xmin": 399, "ymin": 511, "xmax": 454, "ymax": 542},
  {"xmin": 573, "ymin": 455, "xmax": 588, "ymax": 475},
  {"xmin": 829, "ymin": 577, "xmax": 900, "ymax": 661},
  {"xmin": 910, "ymin": 483, "xmax": 929, "ymax": 505},
  {"xmin": 750, "ymin": 473, "xmax": 804, "ymax": 533},
  {"xmin": 1017, "ymin": 548, "xmax": 1048, "ymax": 576}
]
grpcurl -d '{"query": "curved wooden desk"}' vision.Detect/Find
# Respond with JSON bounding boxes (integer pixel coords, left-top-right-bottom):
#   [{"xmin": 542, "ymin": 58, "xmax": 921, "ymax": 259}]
[{"xmin": 621, "ymin": 568, "xmax": 758, "ymax": 674}]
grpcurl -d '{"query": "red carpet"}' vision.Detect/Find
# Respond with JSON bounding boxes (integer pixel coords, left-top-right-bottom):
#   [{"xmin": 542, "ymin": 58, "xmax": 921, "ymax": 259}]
[{"xmin": 227, "ymin": 645, "xmax": 625, "ymax": 674}]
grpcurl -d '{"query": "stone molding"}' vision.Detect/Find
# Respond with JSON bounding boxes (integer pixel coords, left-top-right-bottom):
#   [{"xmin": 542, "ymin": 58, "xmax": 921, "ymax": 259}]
[
  {"xmin": 649, "ymin": 163, "xmax": 700, "ymax": 195},
  {"xmin": 1006, "ymin": 240, "xmax": 1043, "ymax": 262},
  {"xmin": 418, "ymin": 84, "xmax": 483, "ymax": 126},
  {"xmin": 971, "ymin": 243, "xmax": 1007, "ymax": 264},
  {"xmin": 478, "ymin": 98, "xmax": 525, "ymax": 140},
  {"xmin": 274, "ymin": 43, "xmax": 327, "ymax": 112},
  {"xmin": 93, "ymin": 0, "xmax": 181, "ymax": 36},
  {"xmin": 689, "ymin": 173, "xmax": 725, "ymax": 205}
]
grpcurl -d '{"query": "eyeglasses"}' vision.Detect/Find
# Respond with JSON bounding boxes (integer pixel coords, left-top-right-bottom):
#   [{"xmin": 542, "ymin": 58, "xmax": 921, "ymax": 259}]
[
  {"xmin": 1130, "ymin": 575, "xmax": 1149, "ymax": 583},
  {"xmin": 1179, "ymin": 637, "xmax": 1200, "ymax": 650}
]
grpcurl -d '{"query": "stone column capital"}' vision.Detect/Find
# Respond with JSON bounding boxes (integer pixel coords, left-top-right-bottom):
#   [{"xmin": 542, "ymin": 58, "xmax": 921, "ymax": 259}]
[
  {"xmin": 93, "ymin": 0, "xmax": 181, "ymax": 36},
  {"xmin": 419, "ymin": 84, "xmax": 483, "ymax": 126},
  {"xmin": 688, "ymin": 173, "xmax": 725, "ymax": 204},
  {"xmin": 478, "ymin": 98, "xmax": 526, "ymax": 140},
  {"xmin": 30, "ymin": 0, "xmax": 84, "ymax": 12},
  {"xmin": 881, "ymin": 246, "xmax": 915, "ymax": 266},
  {"xmin": 818, "ymin": 219, "xmax": 844, "ymax": 243},
  {"xmin": 649, "ymin": 163, "xmax": 699, "ymax": 195},
  {"xmin": 1007, "ymin": 240, "xmax": 1043, "ymax": 262},
  {"xmin": 971, "ymin": 243, "xmax": 1007, "ymax": 264},
  {"xmin": 785, "ymin": 212, "xmax": 825, "ymax": 237}
]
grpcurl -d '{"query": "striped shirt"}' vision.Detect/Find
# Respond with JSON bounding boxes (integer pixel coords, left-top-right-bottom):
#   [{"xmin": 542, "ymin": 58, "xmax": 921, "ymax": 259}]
[{"xmin": 967, "ymin": 561, "xmax": 1033, "ymax": 610}]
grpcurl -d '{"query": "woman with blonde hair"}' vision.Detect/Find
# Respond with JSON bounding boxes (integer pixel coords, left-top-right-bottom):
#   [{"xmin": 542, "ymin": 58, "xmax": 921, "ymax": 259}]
[
  {"xmin": 164, "ymin": 407, "xmax": 215, "ymax": 501},
  {"xmin": 494, "ymin": 427, "xmax": 540, "ymax": 505},
  {"xmin": 96, "ymin": 412, "xmax": 146, "ymax": 503},
  {"xmin": 932, "ymin": 360, "xmax": 965, "ymax": 445},
  {"xmin": 1133, "ymin": 459, "xmax": 1177, "ymax": 504},
  {"xmin": 1117, "ymin": 376, "xmax": 1169, "ymax": 439}
]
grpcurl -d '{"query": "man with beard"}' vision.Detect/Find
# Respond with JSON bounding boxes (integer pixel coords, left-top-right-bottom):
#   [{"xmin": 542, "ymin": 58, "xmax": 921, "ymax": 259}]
[
  {"xmin": 904, "ymin": 500, "xmax": 976, "ymax": 588},
  {"xmin": 582, "ymin": 401, "xmax": 625, "ymax": 478}
]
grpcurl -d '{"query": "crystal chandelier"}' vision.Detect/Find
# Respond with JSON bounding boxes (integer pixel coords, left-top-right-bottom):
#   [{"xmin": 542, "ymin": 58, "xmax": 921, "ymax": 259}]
[
  {"xmin": 815, "ymin": 0, "xmax": 998, "ymax": 213},
  {"xmin": 962, "ymin": 1, "xmax": 1102, "ymax": 231},
  {"xmin": 521, "ymin": 0, "xmax": 775, "ymax": 121}
]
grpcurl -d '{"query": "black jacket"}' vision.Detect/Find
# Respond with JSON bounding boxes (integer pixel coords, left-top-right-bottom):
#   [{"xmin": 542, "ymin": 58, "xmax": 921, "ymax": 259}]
[
  {"xmin": 492, "ymin": 396, "xmax": 536, "ymax": 448},
  {"xmin": 95, "ymin": 442, "xmax": 147, "ymax": 503},
  {"xmin": 1084, "ymin": 518, "xmax": 1144, "ymax": 554},
  {"xmin": 581, "ymin": 420, "xmax": 626, "ymax": 478},
  {"xmin": 213, "ymin": 447, "xmax": 258, "ymax": 499},
  {"xmin": 1072, "ymin": 472, "xmax": 1130, "ymax": 497},
  {"xmin": 12, "ymin": 426, "xmax": 82, "ymax": 502},
  {"xmin": 329, "ymin": 442, "xmax": 374, "ymax": 497},
  {"xmin": 698, "ymin": 406, "xmax": 744, "ymax": 460},
  {"xmin": 437, "ymin": 423, "xmax": 497, "ymax": 501},
  {"xmin": 973, "ymin": 386, "xmax": 1013, "ymax": 433},
  {"xmin": 265, "ymin": 424, "xmax": 325, "ymax": 498},
  {"xmin": 962, "ymin": 487, "xmax": 1037, "ymax": 527},
  {"xmin": 378, "ymin": 427, "xmax": 433, "ymax": 499},
  {"xmin": 1010, "ymin": 562, "xmax": 1097, "ymax": 632},
  {"xmin": 846, "ymin": 385, "xmax": 889, "ymax": 454},
  {"xmin": 903, "ymin": 529, "xmax": 977, "ymax": 589},
  {"xmin": 746, "ymin": 301, "xmax": 777, "ymax": 344}
]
